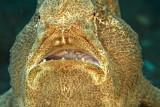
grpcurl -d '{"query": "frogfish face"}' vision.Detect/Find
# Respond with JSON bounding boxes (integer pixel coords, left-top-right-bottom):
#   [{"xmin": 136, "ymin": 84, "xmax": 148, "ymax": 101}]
[
  {"xmin": 10, "ymin": 0, "xmax": 123, "ymax": 106},
  {"xmin": 23, "ymin": 23, "xmax": 111, "ymax": 106},
  {"xmin": 8, "ymin": 0, "xmax": 149, "ymax": 106}
]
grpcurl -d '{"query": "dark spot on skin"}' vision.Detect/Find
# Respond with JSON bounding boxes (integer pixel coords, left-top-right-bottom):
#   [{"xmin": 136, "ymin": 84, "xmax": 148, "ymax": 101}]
[
  {"xmin": 93, "ymin": 12, "xmax": 96, "ymax": 16},
  {"xmin": 38, "ymin": 15, "xmax": 41, "ymax": 19}
]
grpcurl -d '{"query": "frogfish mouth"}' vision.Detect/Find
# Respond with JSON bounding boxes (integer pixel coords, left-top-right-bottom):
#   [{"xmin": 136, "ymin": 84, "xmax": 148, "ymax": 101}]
[{"xmin": 41, "ymin": 48, "xmax": 100, "ymax": 66}]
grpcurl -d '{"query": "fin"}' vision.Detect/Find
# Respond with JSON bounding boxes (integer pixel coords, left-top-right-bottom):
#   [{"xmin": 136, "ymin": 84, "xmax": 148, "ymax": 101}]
[
  {"xmin": 141, "ymin": 79, "xmax": 160, "ymax": 107},
  {"xmin": 0, "ymin": 89, "xmax": 13, "ymax": 107}
]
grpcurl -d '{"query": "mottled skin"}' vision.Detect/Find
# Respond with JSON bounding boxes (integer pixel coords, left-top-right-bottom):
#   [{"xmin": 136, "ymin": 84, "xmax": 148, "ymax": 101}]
[{"xmin": 0, "ymin": 0, "xmax": 160, "ymax": 107}]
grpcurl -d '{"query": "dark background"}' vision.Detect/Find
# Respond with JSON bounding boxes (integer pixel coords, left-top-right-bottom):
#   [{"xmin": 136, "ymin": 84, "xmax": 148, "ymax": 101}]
[{"xmin": 0, "ymin": 0, "xmax": 160, "ymax": 95}]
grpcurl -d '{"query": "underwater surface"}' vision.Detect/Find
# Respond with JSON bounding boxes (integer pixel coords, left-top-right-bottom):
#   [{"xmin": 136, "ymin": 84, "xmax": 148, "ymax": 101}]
[{"xmin": 0, "ymin": 0, "xmax": 160, "ymax": 95}]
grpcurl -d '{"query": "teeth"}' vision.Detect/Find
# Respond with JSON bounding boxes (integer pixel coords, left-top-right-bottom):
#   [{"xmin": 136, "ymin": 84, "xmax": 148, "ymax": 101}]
[
  {"xmin": 81, "ymin": 58, "xmax": 85, "ymax": 61},
  {"xmin": 64, "ymin": 50, "xmax": 68, "ymax": 54},
  {"xmin": 43, "ymin": 59, "xmax": 46, "ymax": 63},
  {"xmin": 62, "ymin": 57, "xmax": 65, "ymax": 60}
]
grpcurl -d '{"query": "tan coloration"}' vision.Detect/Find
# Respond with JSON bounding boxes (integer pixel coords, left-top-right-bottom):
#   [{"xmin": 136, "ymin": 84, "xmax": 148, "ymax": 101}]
[
  {"xmin": 93, "ymin": 0, "xmax": 120, "ymax": 16},
  {"xmin": 0, "ymin": 0, "xmax": 160, "ymax": 107}
]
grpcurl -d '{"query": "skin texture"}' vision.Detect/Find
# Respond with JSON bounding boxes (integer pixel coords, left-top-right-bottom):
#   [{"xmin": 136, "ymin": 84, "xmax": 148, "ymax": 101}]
[{"xmin": 0, "ymin": 0, "xmax": 160, "ymax": 107}]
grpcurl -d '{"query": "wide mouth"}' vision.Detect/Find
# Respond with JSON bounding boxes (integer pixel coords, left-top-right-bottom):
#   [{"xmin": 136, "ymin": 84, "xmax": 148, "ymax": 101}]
[{"xmin": 39, "ymin": 48, "xmax": 100, "ymax": 66}]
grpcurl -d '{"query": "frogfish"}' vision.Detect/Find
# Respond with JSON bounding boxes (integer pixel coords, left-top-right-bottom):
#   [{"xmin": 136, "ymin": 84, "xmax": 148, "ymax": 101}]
[{"xmin": 0, "ymin": 0, "xmax": 160, "ymax": 107}]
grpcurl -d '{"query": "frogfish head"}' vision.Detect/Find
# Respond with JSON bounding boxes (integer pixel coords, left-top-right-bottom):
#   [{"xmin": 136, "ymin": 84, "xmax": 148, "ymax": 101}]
[{"xmin": 9, "ymin": 0, "xmax": 142, "ymax": 106}]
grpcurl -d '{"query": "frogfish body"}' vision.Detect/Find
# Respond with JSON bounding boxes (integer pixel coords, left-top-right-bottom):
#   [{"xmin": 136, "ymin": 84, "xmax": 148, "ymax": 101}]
[{"xmin": 0, "ymin": 0, "xmax": 160, "ymax": 107}]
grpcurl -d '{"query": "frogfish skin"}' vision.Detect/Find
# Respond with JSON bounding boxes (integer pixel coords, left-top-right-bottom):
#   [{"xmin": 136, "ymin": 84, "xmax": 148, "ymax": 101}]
[{"xmin": 0, "ymin": 0, "xmax": 160, "ymax": 107}]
